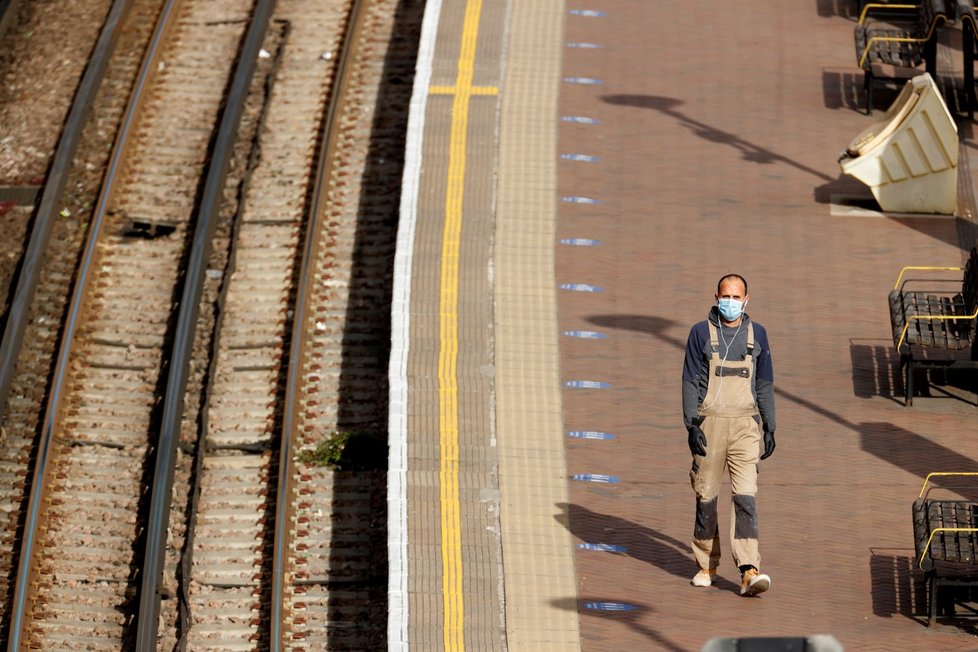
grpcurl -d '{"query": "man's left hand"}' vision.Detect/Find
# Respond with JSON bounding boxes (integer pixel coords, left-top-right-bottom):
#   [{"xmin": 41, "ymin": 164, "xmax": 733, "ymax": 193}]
[{"xmin": 761, "ymin": 430, "xmax": 776, "ymax": 460}]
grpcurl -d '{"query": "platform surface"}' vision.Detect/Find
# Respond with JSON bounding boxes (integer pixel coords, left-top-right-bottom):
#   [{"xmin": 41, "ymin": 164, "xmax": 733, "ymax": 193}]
[{"xmin": 394, "ymin": 0, "xmax": 978, "ymax": 649}]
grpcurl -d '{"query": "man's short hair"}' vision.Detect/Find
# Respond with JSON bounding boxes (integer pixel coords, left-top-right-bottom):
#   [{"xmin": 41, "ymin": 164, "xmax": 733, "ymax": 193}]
[{"xmin": 717, "ymin": 274, "xmax": 748, "ymax": 295}]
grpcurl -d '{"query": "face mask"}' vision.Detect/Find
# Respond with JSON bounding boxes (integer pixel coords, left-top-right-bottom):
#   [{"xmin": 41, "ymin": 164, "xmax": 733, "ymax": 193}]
[{"xmin": 717, "ymin": 297, "xmax": 745, "ymax": 322}]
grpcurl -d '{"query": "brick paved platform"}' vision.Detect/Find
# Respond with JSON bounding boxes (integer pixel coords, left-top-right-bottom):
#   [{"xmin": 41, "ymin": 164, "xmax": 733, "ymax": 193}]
[
  {"xmin": 393, "ymin": 0, "xmax": 978, "ymax": 649},
  {"xmin": 556, "ymin": 1, "xmax": 978, "ymax": 649}
]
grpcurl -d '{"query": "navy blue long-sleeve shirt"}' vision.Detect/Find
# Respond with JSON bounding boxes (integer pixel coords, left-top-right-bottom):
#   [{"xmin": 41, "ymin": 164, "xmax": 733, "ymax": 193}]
[{"xmin": 682, "ymin": 307, "xmax": 776, "ymax": 432}]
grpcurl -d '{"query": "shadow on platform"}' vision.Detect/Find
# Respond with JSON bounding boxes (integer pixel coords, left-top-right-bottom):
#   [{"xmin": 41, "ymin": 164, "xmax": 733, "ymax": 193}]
[
  {"xmin": 849, "ymin": 338, "xmax": 904, "ymax": 403},
  {"xmin": 850, "ymin": 338, "xmax": 978, "ymax": 405},
  {"xmin": 820, "ymin": 69, "xmax": 864, "ymax": 113},
  {"xmin": 549, "ymin": 595, "xmax": 686, "ymax": 651},
  {"xmin": 815, "ymin": 0, "xmax": 857, "ymax": 20},
  {"xmin": 555, "ymin": 502, "xmax": 742, "ymax": 594},
  {"xmin": 860, "ymin": 422, "xmax": 978, "ymax": 501},
  {"xmin": 601, "ymin": 94, "xmax": 834, "ymax": 181},
  {"xmin": 869, "ymin": 547, "xmax": 926, "ymax": 622}
]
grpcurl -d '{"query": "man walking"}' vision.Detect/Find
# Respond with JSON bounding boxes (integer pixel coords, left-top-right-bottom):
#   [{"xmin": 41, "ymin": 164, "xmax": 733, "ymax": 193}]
[{"xmin": 682, "ymin": 274, "xmax": 776, "ymax": 596}]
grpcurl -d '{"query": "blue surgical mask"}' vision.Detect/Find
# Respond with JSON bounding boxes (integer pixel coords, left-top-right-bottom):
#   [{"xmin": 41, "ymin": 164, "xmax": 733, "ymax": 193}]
[{"xmin": 717, "ymin": 298, "xmax": 745, "ymax": 322}]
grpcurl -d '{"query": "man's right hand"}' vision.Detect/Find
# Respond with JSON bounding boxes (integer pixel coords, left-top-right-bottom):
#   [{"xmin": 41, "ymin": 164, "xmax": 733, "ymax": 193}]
[{"xmin": 687, "ymin": 425, "xmax": 707, "ymax": 456}]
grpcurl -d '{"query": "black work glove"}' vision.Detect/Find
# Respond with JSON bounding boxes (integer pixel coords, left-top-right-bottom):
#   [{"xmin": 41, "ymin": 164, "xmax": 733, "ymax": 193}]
[
  {"xmin": 687, "ymin": 424, "xmax": 707, "ymax": 457},
  {"xmin": 761, "ymin": 429, "xmax": 776, "ymax": 460}
]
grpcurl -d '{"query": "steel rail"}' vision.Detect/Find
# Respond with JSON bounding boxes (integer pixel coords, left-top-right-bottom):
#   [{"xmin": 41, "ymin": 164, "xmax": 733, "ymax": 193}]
[
  {"xmin": 133, "ymin": 0, "xmax": 278, "ymax": 646},
  {"xmin": 176, "ymin": 19, "xmax": 290, "ymax": 648},
  {"xmin": 4, "ymin": 0, "xmax": 149, "ymax": 647},
  {"xmin": 271, "ymin": 0, "xmax": 368, "ymax": 646},
  {"xmin": 0, "ymin": 0, "xmax": 133, "ymax": 429}
]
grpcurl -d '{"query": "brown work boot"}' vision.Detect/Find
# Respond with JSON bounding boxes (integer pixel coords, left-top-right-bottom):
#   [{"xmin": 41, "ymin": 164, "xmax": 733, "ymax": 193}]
[
  {"xmin": 691, "ymin": 568, "xmax": 716, "ymax": 587},
  {"xmin": 740, "ymin": 567, "xmax": 770, "ymax": 596}
]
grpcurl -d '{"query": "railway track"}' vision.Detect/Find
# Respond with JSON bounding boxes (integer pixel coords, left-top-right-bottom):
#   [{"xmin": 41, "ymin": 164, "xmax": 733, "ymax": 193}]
[
  {"xmin": 0, "ymin": 0, "xmax": 165, "ymax": 640},
  {"xmin": 8, "ymin": 0, "xmax": 254, "ymax": 647},
  {"xmin": 0, "ymin": 0, "xmax": 424, "ymax": 648},
  {"xmin": 182, "ymin": 0, "xmax": 353, "ymax": 647},
  {"xmin": 184, "ymin": 0, "xmax": 422, "ymax": 646}
]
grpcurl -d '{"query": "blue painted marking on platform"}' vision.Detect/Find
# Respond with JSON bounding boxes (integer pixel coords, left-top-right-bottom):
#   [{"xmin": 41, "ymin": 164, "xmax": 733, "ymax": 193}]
[
  {"xmin": 559, "ymin": 238, "xmax": 601, "ymax": 246},
  {"xmin": 569, "ymin": 9, "xmax": 607, "ymax": 17},
  {"xmin": 571, "ymin": 473, "xmax": 619, "ymax": 483},
  {"xmin": 561, "ymin": 116, "xmax": 601, "ymax": 125},
  {"xmin": 560, "ymin": 153, "xmax": 600, "ymax": 162},
  {"xmin": 567, "ymin": 430, "xmax": 616, "ymax": 440},
  {"xmin": 564, "ymin": 380, "xmax": 610, "ymax": 389},
  {"xmin": 577, "ymin": 543, "xmax": 628, "ymax": 552},
  {"xmin": 566, "ymin": 42, "xmax": 605, "ymax": 49},
  {"xmin": 559, "ymin": 283, "xmax": 602, "ymax": 293},
  {"xmin": 562, "ymin": 330, "xmax": 608, "ymax": 339},
  {"xmin": 583, "ymin": 602, "xmax": 637, "ymax": 612},
  {"xmin": 563, "ymin": 77, "xmax": 603, "ymax": 85},
  {"xmin": 561, "ymin": 196, "xmax": 602, "ymax": 204}
]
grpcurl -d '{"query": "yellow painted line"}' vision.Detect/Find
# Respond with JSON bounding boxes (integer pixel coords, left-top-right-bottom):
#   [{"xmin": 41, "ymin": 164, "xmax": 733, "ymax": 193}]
[
  {"xmin": 439, "ymin": 0, "xmax": 486, "ymax": 650},
  {"xmin": 431, "ymin": 84, "xmax": 499, "ymax": 95}
]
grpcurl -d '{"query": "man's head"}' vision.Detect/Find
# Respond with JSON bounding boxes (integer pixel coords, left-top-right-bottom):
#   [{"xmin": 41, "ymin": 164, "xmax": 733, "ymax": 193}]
[
  {"xmin": 715, "ymin": 274, "xmax": 749, "ymax": 324},
  {"xmin": 716, "ymin": 274, "xmax": 748, "ymax": 298}
]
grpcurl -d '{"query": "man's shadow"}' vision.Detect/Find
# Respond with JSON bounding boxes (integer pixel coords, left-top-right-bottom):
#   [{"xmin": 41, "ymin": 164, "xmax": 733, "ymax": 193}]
[{"xmin": 556, "ymin": 502, "xmax": 742, "ymax": 593}]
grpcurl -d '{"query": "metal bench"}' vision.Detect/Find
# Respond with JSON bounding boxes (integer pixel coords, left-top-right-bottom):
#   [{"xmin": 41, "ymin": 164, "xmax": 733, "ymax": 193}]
[
  {"xmin": 958, "ymin": 2, "xmax": 978, "ymax": 117},
  {"xmin": 887, "ymin": 247, "xmax": 978, "ymax": 405},
  {"xmin": 855, "ymin": 0, "xmax": 948, "ymax": 114},
  {"xmin": 913, "ymin": 473, "xmax": 978, "ymax": 626}
]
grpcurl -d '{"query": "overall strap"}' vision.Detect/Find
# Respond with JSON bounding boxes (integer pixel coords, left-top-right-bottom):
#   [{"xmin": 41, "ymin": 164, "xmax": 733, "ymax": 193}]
[
  {"xmin": 708, "ymin": 323, "xmax": 720, "ymax": 357},
  {"xmin": 745, "ymin": 322, "xmax": 755, "ymax": 358}
]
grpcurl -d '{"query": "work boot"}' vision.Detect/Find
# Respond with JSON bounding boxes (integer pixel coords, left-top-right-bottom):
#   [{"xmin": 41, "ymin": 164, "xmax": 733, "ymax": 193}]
[
  {"xmin": 691, "ymin": 568, "xmax": 716, "ymax": 587},
  {"xmin": 740, "ymin": 567, "xmax": 770, "ymax": 596}
]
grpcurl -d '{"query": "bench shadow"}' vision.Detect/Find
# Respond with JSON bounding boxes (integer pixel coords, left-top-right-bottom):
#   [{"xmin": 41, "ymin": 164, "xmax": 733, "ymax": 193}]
[
  {"xmin": 873, "ymin": 547, "xmax": 978, "ymax": 631},
  {"xmin": 849, "ymin": 338, "xmax": 904, "ymax": 403},
  {"xmin": 816, "ymin": 0, "xmax": 856, "ymax": 19},
  {"xmin": 869, "ymin": 547, "xmax": 927, "ymax": 621},
  {"xmin": 556, "ymin": 502, "xmax": 742, "ymax": 594},
  {"xmin": 821, "ymin": 69, "xmax": 867, "ymax": 112},
  {"xmin": 849, "ymin": 339, "xmax": 976, "ymax": 406}
]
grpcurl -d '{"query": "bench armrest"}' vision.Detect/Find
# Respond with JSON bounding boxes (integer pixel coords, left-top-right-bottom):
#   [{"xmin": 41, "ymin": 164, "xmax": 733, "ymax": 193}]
[
  {"xmin": 896, "ymin": 308, "xmax": 978, "ymax": 352},
  {"xmin": 859, "ymin": 2, "xmax": 921, "ymax": 24},
  {"xmin": 919, "ymin": 526, "xmax": 978, "ymax": 569},
  {"xmin": 893, "ymin": 265, "xmax": 964, "ymax": 290},
  {"xmin": 919, "ymin": 472, "xmax": 978, "ymax": 498}
]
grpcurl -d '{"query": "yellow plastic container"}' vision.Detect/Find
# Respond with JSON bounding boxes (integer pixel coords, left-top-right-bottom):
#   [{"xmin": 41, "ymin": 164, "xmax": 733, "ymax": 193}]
[{"xmin": 839, "ymin": 73, "xmax": 957, "ymax": 215}]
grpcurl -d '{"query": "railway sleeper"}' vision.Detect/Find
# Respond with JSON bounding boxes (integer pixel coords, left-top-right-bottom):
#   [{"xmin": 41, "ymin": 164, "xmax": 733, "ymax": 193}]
[
  {"xmin": 198, "ymin": 474, "xmax": 268, "ymax": 490},
  {"xmin": 193, "ymin": 559, "xmax": 262, "ymax": 573},
  {"xmin": 192, "ymin": 539, "xmax": 263, "ymax": 552},
  {"xmin": 62, "ymin": 435, "xmax": 138, "ymax": 449},
  {"xmin": 38, "ymin": 600, "xmax": 126, "ymax": 620},
  {"xmin": 28, "ymin": 628, "xmax": 122, "ymax": 649},
  {"xmin": 205, "ymin": 438, "xmax": 274, "ymax": 451},
  {"xmin": 196, "ymin": 493, "xmax": 265, "ymax": 508},
  {"xmin": 193, "ymin": 575, "xmax": 261, "ymax": 589},
  {"xmin": 196, "ymin": 514, "xmax": 263, "ymax": 526},
  {"xmin": 186, "ymin": 641, "xmax": 257, "ymax": 652},
  {"xmin": 203, "ymin": 454, "xmax": 267, "ymax": 469},
  {"xmin": 67, "ymin": 407, "xmax": 151, "ymax": 421}
]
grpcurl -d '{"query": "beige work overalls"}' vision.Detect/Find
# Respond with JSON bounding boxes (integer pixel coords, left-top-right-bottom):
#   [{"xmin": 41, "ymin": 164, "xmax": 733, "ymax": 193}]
[{"xmin": 689, "ymin": 321, "xmax": 762, "ymax": 571}]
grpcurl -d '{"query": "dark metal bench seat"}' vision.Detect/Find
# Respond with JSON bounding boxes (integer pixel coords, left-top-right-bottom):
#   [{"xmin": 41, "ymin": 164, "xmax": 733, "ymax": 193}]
[
  {"xmin": 887, "ymin": 247, "xmax": 978, "ymax": 405},
  {"xmin": 913, "ymin": 474, "xmax": 978, "ymax": 625},
  {"xmin": 855, "ymin": 0, "xmax": 948, "ymax": 113}
]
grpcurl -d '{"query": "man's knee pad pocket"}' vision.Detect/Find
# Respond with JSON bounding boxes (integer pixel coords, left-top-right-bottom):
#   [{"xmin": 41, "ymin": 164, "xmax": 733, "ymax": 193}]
[
  {"xmin": 694, "ymin": 496, "xmax": 719, "ymax": 540},
  {"xmin": 732, "ymin": 494, "xmax": 758, "ymax": 539}
]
